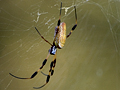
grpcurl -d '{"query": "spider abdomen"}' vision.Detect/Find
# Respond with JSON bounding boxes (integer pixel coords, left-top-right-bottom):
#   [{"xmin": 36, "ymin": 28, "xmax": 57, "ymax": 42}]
[{"xmin": 54, "ymin": 22, "xmax": 66, "ymax": 49}]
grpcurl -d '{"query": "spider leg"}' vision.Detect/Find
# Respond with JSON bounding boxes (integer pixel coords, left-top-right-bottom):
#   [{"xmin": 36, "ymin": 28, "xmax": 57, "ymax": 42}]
[
  {"xmin": 33, "ymin": 69, "xmax": 51, "ymax": 89},
  {"xmin": 53, "ymin": 2, "xmax": 62, "ymax": 44},
  {"xmin": 35, "ymin": 27, "xmax": 52, "ymax": 46},
  {"xmin": 67, "ymin": 6, "xmax": 77, "ymax": 38},
  {"xmin": 34, "ymin": 52, "xmax": 57, "ymax": 89},
  {"xmin": 9, "ymin": 53, "xmax": 50, "ymax": 79},
  {"xmin": 58, "ymin": 2, "xmax": 62, "ymax": 26},
  {"xmin": 41, "ymin": 51, "xmax": 57, "ymax": 76},
  {"xmin": 50, "ymin": 52, "xmax": 57, "ymax": 76}
]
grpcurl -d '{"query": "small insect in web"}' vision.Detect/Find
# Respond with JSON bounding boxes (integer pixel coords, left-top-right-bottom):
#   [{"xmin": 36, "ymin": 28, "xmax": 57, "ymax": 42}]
[{"xmin": 9, "ymin": 2, "xmax": 77, "ymax": 89}]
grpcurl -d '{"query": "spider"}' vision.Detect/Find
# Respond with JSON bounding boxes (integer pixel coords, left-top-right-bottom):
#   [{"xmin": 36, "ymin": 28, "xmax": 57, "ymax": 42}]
[{"xmin": 9, "ymin": 2, "xmax": 77, "ymax": 89}]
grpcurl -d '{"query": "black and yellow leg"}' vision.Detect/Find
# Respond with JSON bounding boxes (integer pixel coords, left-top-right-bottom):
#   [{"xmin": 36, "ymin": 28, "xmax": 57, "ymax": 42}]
[
  {"xmin": 67, "ymin": 6, "xmax": 77, "ymax": 38},
  {"xmin": 51, "ymin": 53, "xmax": 56, "ymax": 76},
  {"xmin": 57, "ymin": 2, "xmax": 62, "ymax": 26},
  {"xmin": 44, "ymin": 52, "xmax": 56, "ymax": 83},
  {"xmin": 41, "ymin": 51, "xmax": 56, "ymax": 76},
  {"xmin": 53, "ymin": 2, "xmax": 62, "ymax": 44},
  {"xmin": 9, "ymin": 53, "xmax": 50, "ymax": 79},
  {"xmin": 35, "ymin": 52, "xmax": 57, "ymax": 89}
]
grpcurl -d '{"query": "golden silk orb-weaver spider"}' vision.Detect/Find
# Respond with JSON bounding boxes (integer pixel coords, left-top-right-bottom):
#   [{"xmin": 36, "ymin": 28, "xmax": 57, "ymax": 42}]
[{"xmin": 9, "ymin": 2, "xmax": 77, "ymax": 89}]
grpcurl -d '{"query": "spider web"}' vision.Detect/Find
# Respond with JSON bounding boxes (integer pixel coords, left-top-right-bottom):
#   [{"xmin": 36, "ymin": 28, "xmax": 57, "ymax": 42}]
[{"xmin": 0, "ymin": 0, "xmax": 120, "ymax": 90}]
